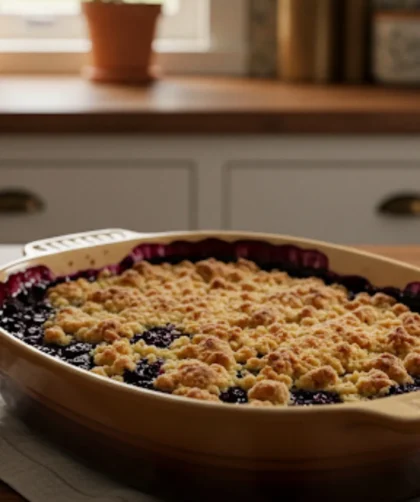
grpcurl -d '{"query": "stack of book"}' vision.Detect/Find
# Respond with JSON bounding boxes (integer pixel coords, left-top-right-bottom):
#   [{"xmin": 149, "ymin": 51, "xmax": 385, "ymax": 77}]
[{"xmin": 277, "ymin": 0, "xmax": 371, "ymax": 83}]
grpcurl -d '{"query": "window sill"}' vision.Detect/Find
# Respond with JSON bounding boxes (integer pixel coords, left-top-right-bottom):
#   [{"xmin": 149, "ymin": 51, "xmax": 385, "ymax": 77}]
[
  {"xmin": 0, "ymin": 40, "xmax": 246, "ymax": 75},
  {"xmin": 1, "ymin": 75, "xmax": 420, "ymax": 135},
  {"xmin": 0, "ymin": 38, "xmax": 212, "ymax": 53}
]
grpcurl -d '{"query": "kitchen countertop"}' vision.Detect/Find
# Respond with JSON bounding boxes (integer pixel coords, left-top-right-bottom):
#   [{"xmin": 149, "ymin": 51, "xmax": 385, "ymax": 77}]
[
  {"xmin": 1, "ymin": 76, "xmax": 420, "ymax": 134},
  {"xmin": 0, "ymin": 243, "xmax": 420, "ymax": 501}
]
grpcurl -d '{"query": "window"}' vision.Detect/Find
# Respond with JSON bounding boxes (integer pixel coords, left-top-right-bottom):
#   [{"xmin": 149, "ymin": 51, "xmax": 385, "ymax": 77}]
[{"xmin": 0, "ymin": 0, "xmax": 247, "ymax": 74}]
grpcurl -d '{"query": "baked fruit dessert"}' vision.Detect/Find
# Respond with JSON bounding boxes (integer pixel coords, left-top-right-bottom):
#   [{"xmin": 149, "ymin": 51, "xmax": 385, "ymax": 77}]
[{"xmin": 2, "ymin": 239, "xmax": 420, "ymax": 407}]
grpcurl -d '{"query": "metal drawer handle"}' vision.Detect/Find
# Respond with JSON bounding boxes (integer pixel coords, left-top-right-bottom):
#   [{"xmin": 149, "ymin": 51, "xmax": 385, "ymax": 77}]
[
  {"xmin": 0, "ymin": 189, "xmax": 44, "ymax": 215},
  {"xmin": 378, "ymin": 193, "xmax": 420, "ymax": 217}
]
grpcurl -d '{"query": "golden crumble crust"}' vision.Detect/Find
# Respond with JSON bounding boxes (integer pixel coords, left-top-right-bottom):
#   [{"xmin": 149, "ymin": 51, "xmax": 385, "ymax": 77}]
[
  {"xmin": 43, "ymin": 258, "xmax": 420, "ymax": 406},
  {"xmin": 154, "ymin": 359, "xmax": 232, "ymax": 394},
  {"xmin": 248, "ymin": 380, "xmax": 290, "ymax": 405}
]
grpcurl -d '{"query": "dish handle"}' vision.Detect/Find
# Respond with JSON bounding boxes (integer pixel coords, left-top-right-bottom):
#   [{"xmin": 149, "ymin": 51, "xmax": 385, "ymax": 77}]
[
  {"xmin": 359, "ymin": 392, "xmax": 420, "ymax": 433},
  {"xmin": 23, "ymin": 229, "xmax": 144, "ymax": 258}
]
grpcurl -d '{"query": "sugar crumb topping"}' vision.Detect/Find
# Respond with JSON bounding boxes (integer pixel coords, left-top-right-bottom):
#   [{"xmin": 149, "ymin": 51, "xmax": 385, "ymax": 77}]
[{"xmin": 43, "ymin": 257, "xmax": 420, "ymax": 406}]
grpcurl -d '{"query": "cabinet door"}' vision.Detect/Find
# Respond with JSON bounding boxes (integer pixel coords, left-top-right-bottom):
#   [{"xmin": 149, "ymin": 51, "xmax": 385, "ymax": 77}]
[
  {"xmin": 226, "ymin": 162, "xmax": 420, "ymax": 244},
  {"xmin": 0, "ymin": 161, "xmax": 195, "ymax": 243}
]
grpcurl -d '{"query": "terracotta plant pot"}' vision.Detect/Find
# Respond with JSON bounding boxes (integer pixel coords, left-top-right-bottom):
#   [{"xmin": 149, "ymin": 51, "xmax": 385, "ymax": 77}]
[{"xmin": 82, "ymin": 2, "xmax": 161, "ymax": 84}]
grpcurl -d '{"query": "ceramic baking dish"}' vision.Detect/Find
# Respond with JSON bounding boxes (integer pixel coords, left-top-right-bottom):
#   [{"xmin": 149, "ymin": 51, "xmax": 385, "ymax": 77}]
[{"xmin": 2, "ymin": 229, "xmax": 420, "ymax": 473}]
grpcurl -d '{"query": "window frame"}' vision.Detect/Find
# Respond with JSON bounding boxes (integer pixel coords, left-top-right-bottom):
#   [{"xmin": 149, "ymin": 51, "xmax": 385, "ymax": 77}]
[{"xmin": 0, "ymin": 0, "xmax": 248, "ymax": 75}]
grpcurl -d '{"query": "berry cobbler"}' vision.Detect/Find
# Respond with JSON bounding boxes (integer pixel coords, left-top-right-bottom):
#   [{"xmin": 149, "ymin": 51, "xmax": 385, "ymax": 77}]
[{"xmin": 2, "ymin": 239, "xmax": 420, "ymax": 407}]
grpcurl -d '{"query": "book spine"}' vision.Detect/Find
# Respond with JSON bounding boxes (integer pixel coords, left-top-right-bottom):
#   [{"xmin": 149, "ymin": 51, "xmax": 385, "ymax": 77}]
[
  {"xmin": 277, "ymin": 0, "xmax": 317, "ymax": 82},
  {"xmin": 344, "ymin": 0, "xmax": 370, "ymax": 83},
  {"xmin": 314, "ymin": 0, "xmax": 337, "ymax": 83}
]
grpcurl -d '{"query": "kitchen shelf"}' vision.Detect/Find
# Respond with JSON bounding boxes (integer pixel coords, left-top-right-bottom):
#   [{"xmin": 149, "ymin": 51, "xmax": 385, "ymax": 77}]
[{"xmin": 1, "ymin": 76, "xmax": 420, "ymax": 134}]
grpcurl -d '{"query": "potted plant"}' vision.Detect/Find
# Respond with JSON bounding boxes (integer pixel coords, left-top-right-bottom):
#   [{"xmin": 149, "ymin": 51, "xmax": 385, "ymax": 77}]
[{"xmin": 82, "ymin": 0, "xmax": 163, "ymax": 84}]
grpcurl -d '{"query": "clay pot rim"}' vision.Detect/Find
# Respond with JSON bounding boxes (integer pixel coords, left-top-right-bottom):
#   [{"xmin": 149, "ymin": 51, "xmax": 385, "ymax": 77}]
[{"xmin": 82, "ymin": 1, "xmax": 162, "ymax": 7}]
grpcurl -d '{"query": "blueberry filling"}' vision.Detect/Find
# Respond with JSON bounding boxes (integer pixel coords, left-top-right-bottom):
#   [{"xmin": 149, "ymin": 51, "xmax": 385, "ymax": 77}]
[
  {"xmin": 68, "ymin": 353, "xmax": 93, "ymax": 370},
  {"xmin": 388, "ymin": 377, "xmax": 420, "ymax": 396},
  {"xmin": 291, "ymin": 390, "xmax": 341, "ymax": 406},
  {"xmin": 124, "ymin": 359, "xmax": 164, "ymax": 390},
  {"xmin": 36, "ymin": 344, "xmax": 64, "ymax": 359},
  {"xmin": 132, "ymin": 324, "xmax": 184, "ymax": 349},
  {"xmin": 61, "ymin": 342, "xmax": 93, "ymax": 359},
  {"xmin": 60, "ymin": 342, "xmax": 94, "ymax": 370},
  {"xmin": 0, "ymin": 288, "xmax": 53, "ymax": 338},
  {"xmin": 0, "ymin": 284, "xmax": 93, "ymax": 367},
  {"xmin": 220, "ymin": 387, "xmax": 248, "ymax": 404}
]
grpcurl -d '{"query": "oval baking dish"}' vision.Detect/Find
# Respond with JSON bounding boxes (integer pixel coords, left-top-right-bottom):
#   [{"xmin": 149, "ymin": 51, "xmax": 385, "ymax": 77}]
[{"xmin": 2, "ymin": 229, "xmax": 420, "ymax": 473}]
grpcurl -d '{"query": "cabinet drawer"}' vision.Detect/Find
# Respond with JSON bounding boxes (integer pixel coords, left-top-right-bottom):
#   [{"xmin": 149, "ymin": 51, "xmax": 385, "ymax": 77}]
[
  {"xmin": 0, "ymin": 162, "xmax": 194, "ymax": 243},
  {"xmin": 226, "ymin": 162, "xmax": 420, "ymax": 244}
]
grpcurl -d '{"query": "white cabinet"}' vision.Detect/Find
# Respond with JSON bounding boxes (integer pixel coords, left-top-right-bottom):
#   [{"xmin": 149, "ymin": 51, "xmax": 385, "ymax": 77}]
[
  {"xmin": 0, "ymin": 161, "xmax": 194, "ymax": 243},
  {"xmin": 226, "ymin": 162, "xmax": 420, "ymax": 244},
  {"xmin": 1, "ymin": 135, "xmax": 420, "ymax": 245}
]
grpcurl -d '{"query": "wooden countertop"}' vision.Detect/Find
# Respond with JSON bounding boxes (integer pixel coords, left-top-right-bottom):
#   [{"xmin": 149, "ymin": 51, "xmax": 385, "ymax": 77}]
[
  {"xmin": 1, "ymin": 76, "xmax": 420, "ymax": 134},
  {"xmin": 1, "ymin": 243, "xmax": 420, "ymax": 501}
]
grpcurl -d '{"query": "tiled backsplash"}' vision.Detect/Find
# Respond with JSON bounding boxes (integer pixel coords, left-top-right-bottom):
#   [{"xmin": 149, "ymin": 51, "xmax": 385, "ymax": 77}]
[
  {"xmin": 374, "ymin": 0, "xmax": 420, "ymax": 8},
  {"xmin": 249, "ymin": 0, "xmax": 277, "ymax": 78}
]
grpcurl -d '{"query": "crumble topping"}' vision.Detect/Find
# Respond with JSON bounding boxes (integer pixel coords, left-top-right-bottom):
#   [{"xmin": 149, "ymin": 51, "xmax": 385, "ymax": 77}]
[{"xmin": 41, "ymin": 257, "xmax": 420, "ymax": 406}]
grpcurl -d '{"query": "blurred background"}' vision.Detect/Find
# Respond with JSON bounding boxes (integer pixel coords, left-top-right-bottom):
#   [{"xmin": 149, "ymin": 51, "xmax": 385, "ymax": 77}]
[{"xmin": 1, "ymin": 0, "xmax": 420, "ymax": 245}]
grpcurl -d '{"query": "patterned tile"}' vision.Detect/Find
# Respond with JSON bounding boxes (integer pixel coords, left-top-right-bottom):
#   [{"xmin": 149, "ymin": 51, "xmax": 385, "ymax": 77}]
[
  {"xmin": 374, "ymin": 0, "xmax": 420, "ymax": 8},
  {"xmin": 248, "ymin": 0, "xmax": 278, "ymax": 78}
]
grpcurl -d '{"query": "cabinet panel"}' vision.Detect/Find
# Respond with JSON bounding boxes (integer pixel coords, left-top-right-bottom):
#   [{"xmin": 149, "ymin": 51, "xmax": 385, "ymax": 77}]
[
  {"xmin": 226, "ymin": 162, "xmax": 420, "ymax": 244},
  {"xmin": 0, "ymin": 161, "xmax": 194, "ymax": 243}
]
